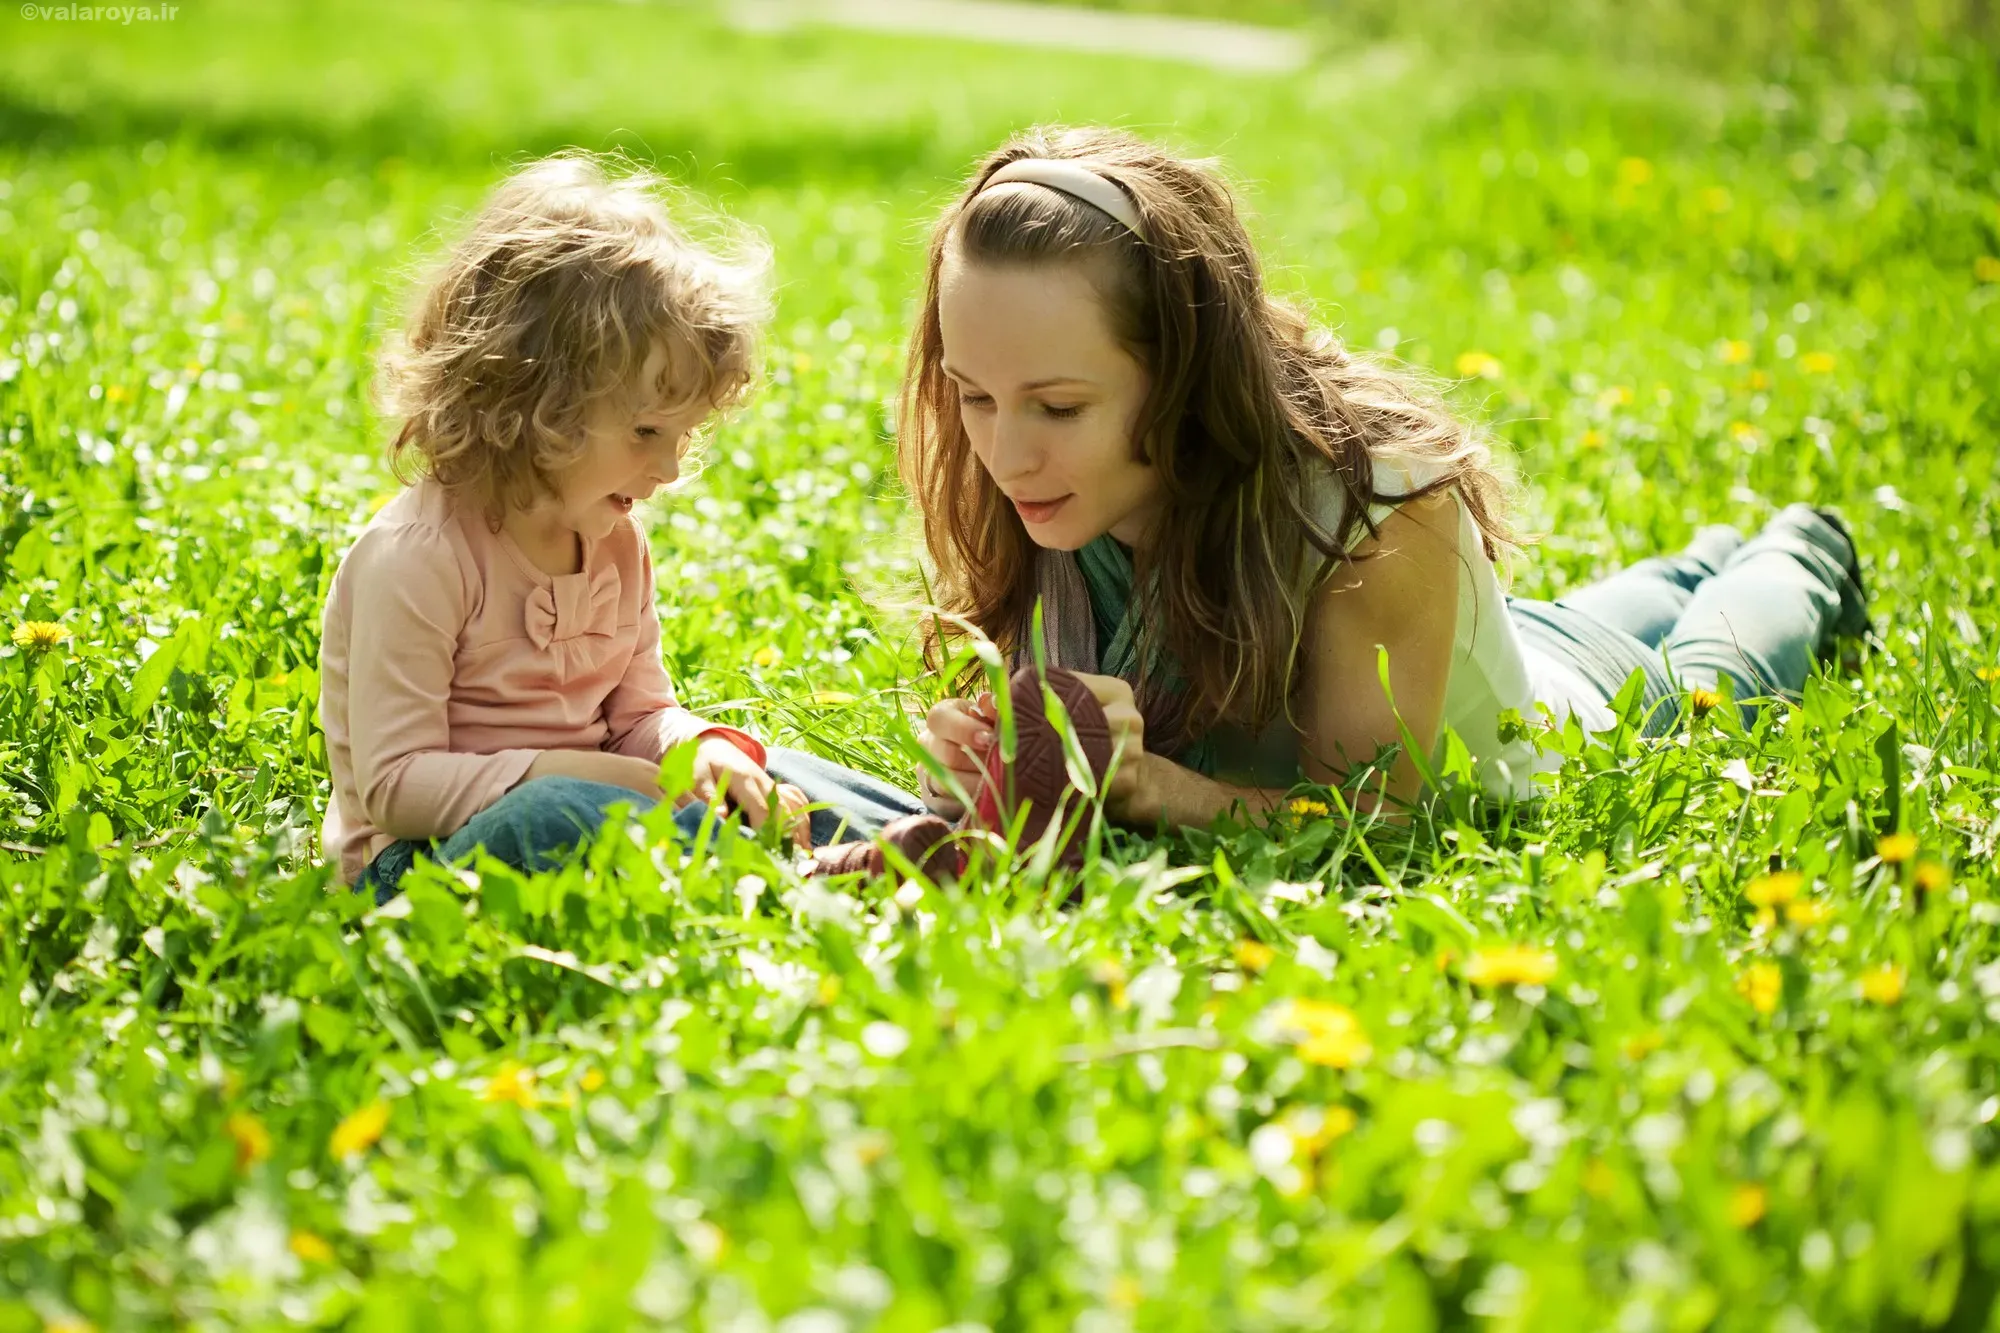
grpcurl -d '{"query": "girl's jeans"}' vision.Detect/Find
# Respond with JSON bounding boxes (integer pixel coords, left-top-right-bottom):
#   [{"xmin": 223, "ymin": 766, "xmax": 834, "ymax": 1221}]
[
  {"xmin": 356, "ymin": 745, "xmax": 924, "ymax": 904},
  {"xmin": 1509, "ymin": 503, "xmax": 1867, "ymax": 736}
]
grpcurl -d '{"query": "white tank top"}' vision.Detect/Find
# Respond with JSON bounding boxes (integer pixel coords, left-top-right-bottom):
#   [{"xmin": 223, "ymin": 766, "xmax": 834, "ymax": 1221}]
[{"xmin": 1203, "ymin": 454, "xmax": 1610, "ymax": 801}]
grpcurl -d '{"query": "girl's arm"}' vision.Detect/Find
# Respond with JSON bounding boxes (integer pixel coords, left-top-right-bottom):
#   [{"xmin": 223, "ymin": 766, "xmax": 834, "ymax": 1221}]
[
  {"xmin": 1108, "ymin": 492, "xmax": 1463, "ymax": 828},
  {"xmin": 600, "ymin": 538, "xmax": 766, "ymax": 767},
  {"xmin": 339, "ymin": 523, "xmax": 556, "ymax": 840}
]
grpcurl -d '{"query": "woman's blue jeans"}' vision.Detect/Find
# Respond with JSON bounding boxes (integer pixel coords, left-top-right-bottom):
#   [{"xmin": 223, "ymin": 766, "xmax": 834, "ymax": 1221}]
[
  {"xmin": 356, "ymin": 745, "xmax": 924, "ymax": 904},
  {"xmin": 1509, "ymin": 503, "xmax": 1867, "ymax": 736}
]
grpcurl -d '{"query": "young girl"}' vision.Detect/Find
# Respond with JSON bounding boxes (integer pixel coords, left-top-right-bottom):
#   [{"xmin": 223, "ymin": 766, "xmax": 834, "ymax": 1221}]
[
  {"xmin": 902, "ymin": 128, "xmax": 1869, "ymax": 829},
  {"xmin": 320, "ymin": 154, "xmax": 921, "ymax": 902}
]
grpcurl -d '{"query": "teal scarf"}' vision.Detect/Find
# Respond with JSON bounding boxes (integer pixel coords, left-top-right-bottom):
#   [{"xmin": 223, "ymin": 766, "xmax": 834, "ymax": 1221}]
[{"xmin": 1027, "ymin": 537, "xmax": 1215, "ymax": 775}]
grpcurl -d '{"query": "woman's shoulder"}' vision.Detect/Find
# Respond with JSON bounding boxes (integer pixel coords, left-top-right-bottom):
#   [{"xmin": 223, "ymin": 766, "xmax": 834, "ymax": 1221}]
[{"xmin": 1298, "ymin": 447, "xmax": 1455, "ymax": 551}]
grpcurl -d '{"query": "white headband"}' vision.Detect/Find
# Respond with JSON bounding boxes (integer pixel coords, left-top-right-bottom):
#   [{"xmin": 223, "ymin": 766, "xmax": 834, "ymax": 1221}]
[{"xmin": 982, "ymin": 159, "xmax": 1145, "ymax": 239}]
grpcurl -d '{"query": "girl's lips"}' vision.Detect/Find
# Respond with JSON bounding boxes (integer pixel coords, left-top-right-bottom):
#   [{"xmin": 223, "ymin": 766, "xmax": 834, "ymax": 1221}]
[
  {"xmin": 608, "ymin": 493, "xmax": 635, "ymax": 513},
  {"xmin": 1013, "ymin": 495, "xmax": 1071, "ymax": 525}
]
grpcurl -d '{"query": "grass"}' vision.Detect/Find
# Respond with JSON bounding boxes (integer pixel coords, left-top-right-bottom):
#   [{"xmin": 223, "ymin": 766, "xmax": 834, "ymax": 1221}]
[{"xmin": 2, "ymin": 0, "xmax": 1999, "ymax": 1327}]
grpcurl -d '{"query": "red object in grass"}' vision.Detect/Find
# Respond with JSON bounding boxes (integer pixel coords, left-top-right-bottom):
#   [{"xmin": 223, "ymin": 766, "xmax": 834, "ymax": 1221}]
[{"xmin": 809, "ymin": 665, "xmax": 1115, "ymax": 881}]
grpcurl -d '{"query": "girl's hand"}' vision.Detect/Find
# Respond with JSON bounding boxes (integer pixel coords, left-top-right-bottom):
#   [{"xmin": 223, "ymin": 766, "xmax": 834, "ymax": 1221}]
[
  {"xmin": 1071, "ymin": 672, "xmax": 1152, "ymax": 821},
  {"xmin": 916, "ymin": 692, "xmax": 997, "ymax": 817},
  {"xmin": 691, "ymin": 736, "xmax": 810, "ymax": 849}
]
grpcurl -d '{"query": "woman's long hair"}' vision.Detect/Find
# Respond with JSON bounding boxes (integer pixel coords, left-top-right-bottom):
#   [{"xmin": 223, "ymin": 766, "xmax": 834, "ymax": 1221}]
[{"xmin": 901, "ymin": 126, "xmax": 1515, "ymax": 739}]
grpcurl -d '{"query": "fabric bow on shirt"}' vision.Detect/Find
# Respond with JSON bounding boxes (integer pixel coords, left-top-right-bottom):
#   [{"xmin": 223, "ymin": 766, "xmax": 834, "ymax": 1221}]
[{"xmin": 525, "ymin": 561, "xmax": 623, "ymax": 661}]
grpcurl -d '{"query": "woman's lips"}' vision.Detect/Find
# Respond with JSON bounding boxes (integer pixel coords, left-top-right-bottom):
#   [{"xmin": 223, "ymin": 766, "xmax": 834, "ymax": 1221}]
[{"xmin": 1012, "ymin": 495, "xmax": 1071, "ymax": 525}]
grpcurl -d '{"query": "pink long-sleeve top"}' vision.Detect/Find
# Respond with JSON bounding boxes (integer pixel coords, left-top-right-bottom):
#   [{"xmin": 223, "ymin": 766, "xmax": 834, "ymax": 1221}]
[{"xmin": 318, "ymin": 477, "xmax": 763, "ymax": 885}]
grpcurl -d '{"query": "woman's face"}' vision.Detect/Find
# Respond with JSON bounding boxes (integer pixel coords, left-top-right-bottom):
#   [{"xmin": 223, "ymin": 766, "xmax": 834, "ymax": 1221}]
[{"xmin": 936, "ymin": 251, "xmax": 1161, "ymax": 551}]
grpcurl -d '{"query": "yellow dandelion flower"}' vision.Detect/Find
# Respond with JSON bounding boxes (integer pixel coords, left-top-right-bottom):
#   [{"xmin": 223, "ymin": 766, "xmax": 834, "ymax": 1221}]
[
  {"xmin": 1109, "ymin": 1274, "xmax": 1144, "ymax": 1311},
  {"xmin": 1976, "ymin": 256, "xmax": 2000, "ymax": 284},
  {"xmin": 815, "ymin": 974, "xmax": 842, "ymax": 1006},
  {"xmin": 11, "ymin": 621, "xmax": 72, "ymax": 651},
  {"xmin": 579, "ymin": 1068, "xmax": 606, "ymax": 1093},
  {"xmin": 1729, "ymin": 1182, "xmax": 1768, "ymax": 1227},
  {"xmin": 1747, "ymin": 369, "xmax": 1770, "ymax": 390},
  {"xmin": 225, "ymin": 1110, "xmax": 272, "ymax": 1173},
  {"xmin": 1876, "ymin": 833, "xmax": 1918, "ymax": 864},
  {"xmin": 105, "ymin": 384, "xmax": 130, "ymax": 403},
  {"xmin": 1582, "ymin": 1157, "xmax": 1618, "ymax": 1199},
  {"xmin": 1800, "ymin": 351, "xmax": 1837, "ymax": 374},
  {"xmin": 1859, "ymin": 962, "xmax": 1906, "ymax": 1005},
  {"xmin": 1785, "ymin": 898, "xmax": 1833, "ymax": 927},
  {"xmin": 1598, "ymin": 384, "xmax": 1635, "ymax": 408},
  {"xmin": 481, "ymin": 1060, "xmax": 537, "ymax": 1108},
  {"xmin": 1619, "ymin": 1030, "xmax": 1663, "ymax": 1061},
  {"xmin": 289, "ymin": 1230, "xmax": 336, "ymax": 1264},
  {"xmin": 1462, "ymin": 944, "xmax": 1559, "ymax": 989},
  {"xmin": 42, "ymin": 1318, "xmax": 95, "ymax": 1333},
  {"xmin": 1234, "ymin": 939, "xmax": 1276, "ymax": 974},
  {"xmin": 752, "ymin": 645, "xmax": 781, "ymax": 668},
  {"xmin": 1736, "ymin": 962, "xmax": 1781, "ymax": 1015},
  {"xmin": 1287, "ymin": 796, "xmax": 1330, "ymax": 818},
  {"xmin": 1914, "ymin": 860, "xmax": 1949, "ymax": 893},
  {"xmin": 1455, "ymin": 350, "xmax": 1503, "ymax": 380},
  {"xmin": 851, "ymin": 1131, "xmax": 891, "ymax": 1167},
  {"xmin": 1975, "ymin": 666, "xmax": 2000, "ymax": 683},
  {"xmin": 1719, "ymin": 339, "xmax": 1752, "ymax": 365},
  {"xmin": 1617, "ymin": 156, "xmax": 1654, "ymax": 186},
  {"xmin": 1728, "ymin": 421, "xmax": 1760, "ymax": 443},
  {"xmin": 809, "ymin": 690, "xmax": 858, "ymax": 705},
  {"xmin": 329, "ymin": 1099, "xmax": 390, "ymax": 1159},
  {"xmin": 1276, "ymin": 998, "xmax": 1374, "ymax": 1068},
  {"xmin": 1744, "ymin": 871, "xmax": 1802, "ymax": 908},
  {"xmin": 1701, "ymin": 186, "xmax": 1733, "ymax": 213},
  {"xmin": 1284, "ymin": 1103, "xmax": 1358, "ymax": 1155},
  {"xmin": 1091, "ymin": 957, "xmax": 1130, "ymax": 1011},
  {"xmin": 1580, "ymin": 428, "xmax": 1604, "ymax": 450},
  {"xmin": 1688, "ymin": 687, "xmax": 1724, "ymax": 717}
]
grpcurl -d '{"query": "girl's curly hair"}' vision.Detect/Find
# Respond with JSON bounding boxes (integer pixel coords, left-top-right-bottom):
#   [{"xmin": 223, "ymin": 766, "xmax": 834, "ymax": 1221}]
[{"xmin": 379, "ymin": 152, "xmax": 770, "ymax": 525}]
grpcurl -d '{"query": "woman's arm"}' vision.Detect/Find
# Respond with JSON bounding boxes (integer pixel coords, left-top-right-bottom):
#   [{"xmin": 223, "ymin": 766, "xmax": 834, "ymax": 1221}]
[{"xmin": 1111, "ymin": 492, "xmax": 1464, "ymax": 828}]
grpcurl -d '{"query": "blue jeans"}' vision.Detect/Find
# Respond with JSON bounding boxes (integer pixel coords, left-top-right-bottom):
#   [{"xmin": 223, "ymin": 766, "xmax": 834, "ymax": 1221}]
[
  {"xmin": 356, "ymin": 745, "xmax": 924, "ymax": 904},
  {"xmin": 1509, "ymin": 504, "xmax": 1866, "ymax": 735}
]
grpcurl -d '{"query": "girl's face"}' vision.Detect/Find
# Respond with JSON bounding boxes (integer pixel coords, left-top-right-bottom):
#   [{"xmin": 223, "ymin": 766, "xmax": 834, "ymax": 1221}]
[
  {"xmin": 548, "ymin": 343, "xmax": 704, "ymax": 542},
  {"xmin": 936, "ymin": 251, "xmax": 1160, "ymax": 551}
]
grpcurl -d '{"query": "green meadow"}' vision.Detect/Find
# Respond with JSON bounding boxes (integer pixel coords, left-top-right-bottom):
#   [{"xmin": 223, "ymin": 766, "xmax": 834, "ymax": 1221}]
[{"xmin": 2, "ymin": 1, "xmax": 1999, "ymax": 1327}]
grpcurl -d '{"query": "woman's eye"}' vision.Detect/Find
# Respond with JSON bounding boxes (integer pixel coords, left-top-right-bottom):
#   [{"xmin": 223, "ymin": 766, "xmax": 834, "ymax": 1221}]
[
  {"xmin": 1042, "ymin": 403, "xmax": 1085, "ymax": 420},
  {"xmin": 958, "ymin": 393, "xmax": 994, "ymax": 410}
]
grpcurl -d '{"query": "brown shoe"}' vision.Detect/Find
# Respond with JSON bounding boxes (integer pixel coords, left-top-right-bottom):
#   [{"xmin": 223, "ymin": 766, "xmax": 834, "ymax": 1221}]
[{"xmin": 808, "ymin": 812, "xmax": 964, "ymax": 882}]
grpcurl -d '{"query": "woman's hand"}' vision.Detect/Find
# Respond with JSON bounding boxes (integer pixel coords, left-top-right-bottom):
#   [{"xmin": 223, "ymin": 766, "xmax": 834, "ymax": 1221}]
[
  {"xmin": 916, "ymin": 693, "xmax": 997, "ymax": 817},
  {"xmin": 691, "ymin": 736, "xmax": 810, "ymax": 849},
  {"xmin": 1071, "ymin": 672, "xmax": 1153, "ymax": 821}
]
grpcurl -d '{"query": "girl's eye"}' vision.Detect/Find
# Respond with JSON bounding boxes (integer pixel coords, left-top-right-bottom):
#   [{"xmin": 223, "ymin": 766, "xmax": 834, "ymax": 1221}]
[
  {"xmin": 1042, "ymin": 403, "xmax": 1085, "ymax": 420},
  {"xmin": 635, "ymin": 425, "xmax": 661, "ymax": 439}
]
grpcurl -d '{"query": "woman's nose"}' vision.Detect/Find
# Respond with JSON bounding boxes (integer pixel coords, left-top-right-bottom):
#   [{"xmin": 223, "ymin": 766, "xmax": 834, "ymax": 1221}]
[{"xmin": 984, "ymin": 414, "xmax": 1042, "ymax": 483}]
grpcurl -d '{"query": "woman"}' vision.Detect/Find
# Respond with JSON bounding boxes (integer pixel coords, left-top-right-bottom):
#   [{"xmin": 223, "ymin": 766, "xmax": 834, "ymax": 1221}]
[{"xmin": 899, "ymin": 127, "xmax": 1868, "ymax": 830}]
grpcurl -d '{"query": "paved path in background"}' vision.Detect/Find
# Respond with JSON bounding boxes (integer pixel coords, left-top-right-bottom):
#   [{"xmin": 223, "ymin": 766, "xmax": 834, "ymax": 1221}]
[{"xmin": 725, "ymin": 0, "xmax": 1313, "ymax": 73}]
